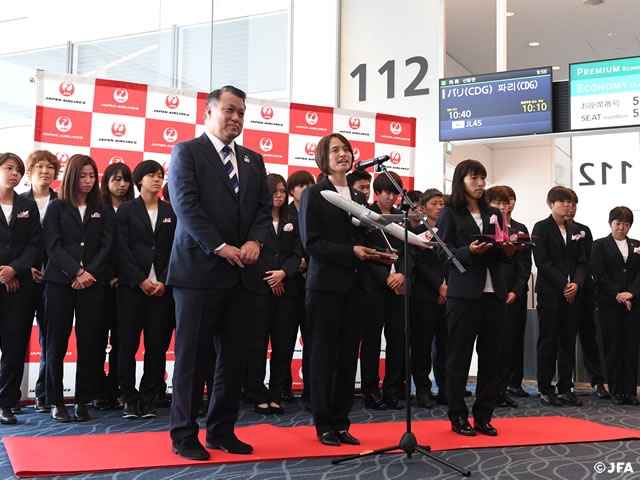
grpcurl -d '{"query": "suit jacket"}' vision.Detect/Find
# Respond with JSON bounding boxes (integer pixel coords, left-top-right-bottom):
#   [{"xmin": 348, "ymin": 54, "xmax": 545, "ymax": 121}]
[
  {"xmin": 409, "ymin": 224, "xmax": 448, "ymax": 303},
  {"xmin": 591, "ymin": 234, "xmax": 640, "ymax": 305},
  {"xmin": 435, "ymin": 204, "xmax": 511, "ymax": 300},
  {"xmin": 570, "ymin": 220, "xmax": 594, "ymax": 292},
  {"xmin": 531, "ymin": 214, "xmax": 587, "ymax": 297},
  {"xmin": 117, "ymin": 197, "xmax": 176, "ymax": 287},
  {"xmin": 500, "ymin": 218, "xmax": 532, "ymax": 299},
  {"xmin": 21, "ymin": 188, "xmax": 57, "ymax": 269},
  {"xmin": 0, "ymin": 192, "xmax": 42, "ymax": 291},
  {"xmin": 299, "ymin": 177, "xmax": 372, "ymax": 293},
  {"xmin": 365, "ymin": 203, "xmax": 408, "ymax": 287},
  {"xmin": 256, "ymin": 218, "xmax": 303, "ymax": 296},
  {"xmin": 166, "ymin": 133, "xmax": 272, "ymax": 290},
  {"xmin": 42, "ymin": 199, "xmax": 114, "ymax": 286}
]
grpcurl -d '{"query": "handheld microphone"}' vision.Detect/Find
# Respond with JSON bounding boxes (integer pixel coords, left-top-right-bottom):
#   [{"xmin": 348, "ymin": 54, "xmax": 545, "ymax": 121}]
[{"xmin": 354, "ymin": 155, "xmax": 390, "ymax": 171}]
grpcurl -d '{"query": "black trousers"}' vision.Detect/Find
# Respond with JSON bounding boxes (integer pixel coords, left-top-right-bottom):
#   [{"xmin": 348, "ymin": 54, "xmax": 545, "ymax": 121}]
[
  {"xmin": 44, "ymin": 282, "xmax": 105, "ymax": 405},
  {"xmin": 498, "ymin": 296, "xmax": 527, "ymax": 393},
  {"xmin": 117, "ymin": 285, "xmax": 175, "ymax": 403},
  {"xmin": 446, "ymin": 294, "xmax": 505, "ymax": 421},
  {"xmin": 94, "ymin": 285, "xmax": 120, "ymax": 399},
  {"xmin": 536, "ymin": 293, "xmax": 580, "ymax": 395},
  {"xmin": 0, "ymin": 287, "xmax": 33, "ymax": 408},
  {"xmin": 27, "ymin": 282, "xmax": 47, "ymax": 401},
  {"xmin": 306, "ymin": 283, "xmax": 366, "ymax": 435},
  {"xmin": 410, "ymin": 297, "xmax": 447, "ymax": 395},
  {"xmin": 577, "ymin": 289, "xmax": 605, "ymax": 386},
  {"xmin": 246, "ymin": 292, "xmax": 298, "ymax": 403}
]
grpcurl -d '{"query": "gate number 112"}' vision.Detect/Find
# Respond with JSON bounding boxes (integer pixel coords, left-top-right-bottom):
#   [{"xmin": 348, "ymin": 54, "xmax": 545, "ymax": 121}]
[
  {"xmin": 579, "ymin": 161, "xmax": 632, "ymax": 186},
  {"xmin": 350, "ymin": 56, "xmax": 430, "ymax": 101}
]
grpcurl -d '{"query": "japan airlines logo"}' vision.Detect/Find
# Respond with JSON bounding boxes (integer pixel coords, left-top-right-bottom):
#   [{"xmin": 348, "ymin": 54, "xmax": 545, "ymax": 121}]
[
  {"xmin": 353, "ymin": 146, "xmax": 361, "ymax": 161},
  {"xmin": 304, "ymin": 142, "xmax": 316, "ymax": 156},
  {"xmin": 111, "ymin": 122, "xmax": 126, "ymax": 137},
  {"xmin": 59, "ymin": 82, "xmax": 75, "ymax": 97},
  {"xmin": 390, "ymin": 151, "xmax": 401, "ymax": 164},
  {"xmin": 114, "ymin": 88, "xmax": 129, "ymax": 104},
  {"xmin": 163, "ymin": 127, "xmax": 178, "ymax": 143},
  {"xmin": 109, "ymin": 156, "xmax": 125, "ymax": 164},
  {"xmin": 163, "ymin": 160, "xmax": 170, "ymax": 175},
  {"xmin": 390, "ymin": 121, "xmax": 402, "ymax": 135},
  {"xmin": 165, "ymin": 95, "xmax": 179, "ymax": 109},
  {"xmin": 348, "ymin": 116, "xmax": 361, "ymax": 130},
  {"xmin": 259, "ymin": 137, "xmax": 273, "ymax": 152},
  {"xmin": 56, "ymin": 152, "xmax": 69, "ymax": 170},
  {"xmin": 261, "ymin": 106, "xmax": 274, "ymax": 120},
  {"xmin": 56, "ymin": 116, "xmax": 72, "ymax": 133},
  {"xmin": 305, "ymin": 111, "xmax": 318, "ymax": 125}
]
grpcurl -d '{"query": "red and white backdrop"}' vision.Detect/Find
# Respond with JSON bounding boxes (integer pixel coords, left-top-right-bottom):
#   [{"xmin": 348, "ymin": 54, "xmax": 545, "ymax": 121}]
[{"xmin": 25, "ymin": 70, "xmax": 416, "ymax": 398}]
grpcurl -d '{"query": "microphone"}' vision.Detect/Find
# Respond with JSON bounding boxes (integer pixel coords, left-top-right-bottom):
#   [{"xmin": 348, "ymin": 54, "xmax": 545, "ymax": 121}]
[{"xmin": 354, "ymin": 155, "xmax": 390, "ymax": 171}]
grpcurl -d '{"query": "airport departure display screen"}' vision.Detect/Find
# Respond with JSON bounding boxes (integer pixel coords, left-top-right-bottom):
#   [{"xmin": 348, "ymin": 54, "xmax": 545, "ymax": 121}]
[
  {"xmin": 570, "ymin": 56, "xmax": 640, "ymax": 131},
  {"xmin": 439, "ymin": 67, "xmax": 553, "ymax": 141}
]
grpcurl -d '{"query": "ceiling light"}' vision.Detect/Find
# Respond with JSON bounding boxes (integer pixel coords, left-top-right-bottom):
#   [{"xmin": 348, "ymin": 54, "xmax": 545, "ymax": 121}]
[
  {"xmin": 528, "ymin": 42, "xmax": 540, "ymax": 47},
  {"xmin": 552, "ymin": 66, "xmax": 560, "ymax": 70},
  {"xmin": 506, "ymin": 11, "xmax": 514, "ymax": 17},
  {"xmin": 583, "ymin": 0, "xmax": 604, "ymax": 5}
]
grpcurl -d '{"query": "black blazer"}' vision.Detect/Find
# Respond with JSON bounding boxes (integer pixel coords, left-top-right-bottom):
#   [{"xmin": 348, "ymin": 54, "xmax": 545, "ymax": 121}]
[
  {"xmin": 571, "ymin": 220, "xmax": 594, "ymax": 292},
  {"xmin": 591, "ymin": 234, "xmax": 640, "ymax": 305},
  {"xmin": 299, "ymin": 177, "xmax": 372, "ymax": 293},
  {"xmin": 0, "ymin": 193, "xmax": 42, "ymax": 290},
  {"xmin": 256, "ymin": 218, "xmax": 303, "ymax": 296},
  {"xmin": 166, "ymin": 133, "xmax": 272, "ymax": 291},
  {"xmin": 409, "ymin": 224, "xmax": 448, "ymax": 303},
  {"xmin": 500, "ymin": 218, "xmax": 532, "ymax": 299},
  {"xmin": 21, "ymin": 188, "xmax": 57, "ymax": 269},
  {"xmin": 435, "ymin": 204, "xmax": 511, "ymax": 300},
  {"xmin": 365, "ymin": 203, "xmax": 408, "ymax": 287},
  {"xmin": 117, "ymin": 197, "xmax": 176, "ymax": 287},
  {"xmin": 531, "ymin": 215, "xmax": 587, "ymax": 297},
  {"xmin": 42, "ymin": 199, "xmax": 114, "ymax": 286}
]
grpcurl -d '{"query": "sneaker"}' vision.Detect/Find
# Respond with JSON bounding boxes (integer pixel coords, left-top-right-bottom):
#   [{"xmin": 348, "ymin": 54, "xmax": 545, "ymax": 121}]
[
  {"xmin": 139, "ymin": 402, "xmax": 157, "ymax": 418},
  {"xmin": 122, "ymin": 402, "xmax": 140, "ymax": 419}
]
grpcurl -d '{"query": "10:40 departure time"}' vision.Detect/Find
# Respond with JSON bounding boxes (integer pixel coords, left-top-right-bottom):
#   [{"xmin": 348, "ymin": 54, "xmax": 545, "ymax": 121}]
[{"xmin": 446, "ymin": 109, "xmax": 472, "ymax": 119}]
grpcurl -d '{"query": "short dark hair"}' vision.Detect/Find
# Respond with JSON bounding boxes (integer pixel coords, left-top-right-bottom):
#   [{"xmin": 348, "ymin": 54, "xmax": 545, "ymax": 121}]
[
  {"xmin": 101, "ymin": 162, "xmax": 134, "ymax": 207},
  {"xmin": 449, "ymin": 159, "xmax": 488, "ymax": 211},
  {"xmin": 286, "ymin": 170, "xmax": 315, "ymax": 194},
  {"xmin": 405, "ymin": 190, "xmax": 422, "ymax": 203},
  {"xmin": 133, "ymin": 160, "xmax": 164, "ymax": 191},
  {"xmin": 373, "ymin": 171, "xmax": 402, "ymax": 194},
  {"xmin": 347, "ymin": 169, "xmax": 372, "ymax": 188},
  {"xmin": 204, "ymin": 85, "xmax": 247, "ymax": 121},
  {"xmin": 502, "ymin": 185, "xmax": 516, "ymax": 201},
  {"xmin": 59, "ymin": 154, "xmax": 101, "ymax": 207},
  {"xmin": 162, "ymin": 182, "xmax": 170, "ymax": 203},
  {"xmin": 609, "ymin": 206, "xmax": 634, "ymax": 225},
  {"xmin": 314, "ymin": 133, "xmax": 354, "ymax": 176},
  {"xmin": 566, "ymin": 187, "xmax": 578, "ymax": 204},
  {"xmin": 419, "ymin": 188, "xmax": 444, "ymax": 206},
  {"xmin": 267, "ymin": 173, "xmax": 288, "ymax": 222},
  {"xmin": 546, "ymin": 186, "xmax": 573, "ymax": 204},
  {"xmin": 0, "ymin": 152, "xmax": 25, "ymax": 176},
  {"xmin": 485, "ymin": 185, "xmax": 510, "ymax": 203}
]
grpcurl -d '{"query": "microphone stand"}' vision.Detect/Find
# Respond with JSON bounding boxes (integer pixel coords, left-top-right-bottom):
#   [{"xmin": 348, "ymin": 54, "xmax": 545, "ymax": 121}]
[{"xmin": 332, "ymin": 163, "xmax": 469, "ymax": 477}]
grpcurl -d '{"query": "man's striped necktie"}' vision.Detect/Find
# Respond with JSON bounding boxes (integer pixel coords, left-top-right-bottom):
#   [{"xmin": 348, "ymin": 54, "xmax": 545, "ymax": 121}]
[{"xmin": 222, "ymin": 145, "xmax": 239, "ymax": 194}]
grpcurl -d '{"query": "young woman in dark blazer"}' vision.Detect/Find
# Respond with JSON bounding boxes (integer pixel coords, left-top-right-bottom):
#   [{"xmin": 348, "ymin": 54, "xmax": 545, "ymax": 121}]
[
  {"xmin": 435, "ymin": 159, "xmax": 516, "ymax": 437},
  {"xmin": 21, "ymin": 149, "xmax": 60, "ymax": 414},
  {"xmin": 0, "ymin": 153, "xmax": 43, "ymax": 424},
  {"xmin": 117, "ymin": 160, "xmax": 176, "ymax": 419},
  {"xmin": 246, "ymin": 173, "xmax": 302, "ymax": 415},
  {"xmin": 93, "ymin": 163, "xmax": 134, "ymax": 410},
  {"xmin": 43, "ymin": 154, "xmax": 114, "ymax": 422},
  {"xmin": 299, "ymin": 133, "xmax": 381, "ymax": 447}
]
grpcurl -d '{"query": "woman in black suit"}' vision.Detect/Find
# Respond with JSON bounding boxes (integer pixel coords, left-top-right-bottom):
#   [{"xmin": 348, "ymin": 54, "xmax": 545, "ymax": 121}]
[
  {"xmin": 591, "ymin": 206, "xmax": 640, "ymax": 406},
  {"xmin": 299, "ymin": 133, "xmax": 381, "ymax": 447},
  {"xmin": 21, "ymin": 149, "xmax": 60, "ymax": 414},
  {"xmin": 93, "ymin": 163, "xmax": 134, "ymax": 410},
  {"xmin": 43, "ymin": 154, "xmax": 114, "ymax": 422},
  {"xmin": 0, "ymin": 152, "xmax": 43, "ymax": 424},
  {"xmin": 117, "ymin": 160, "xmax": 176, "ymax": 419},
  {"xmin": 435, "ymin": 159, "xmax": 516, "ymax": 437},
  {"xmin": 246, "ymin": 173, "xmax": 302, "ymax": 415}
]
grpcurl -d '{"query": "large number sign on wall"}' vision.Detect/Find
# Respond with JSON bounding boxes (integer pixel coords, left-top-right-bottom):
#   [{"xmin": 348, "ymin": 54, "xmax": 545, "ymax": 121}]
[{"xmin": 26, "ymin": 71, "xmax": 417, "ymax": 398}]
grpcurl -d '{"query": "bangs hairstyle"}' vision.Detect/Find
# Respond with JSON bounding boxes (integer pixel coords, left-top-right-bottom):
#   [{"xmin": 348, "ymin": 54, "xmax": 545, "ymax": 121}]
[
  {"xmin": 609, "ymin": 206, "xmax": 634, "ymax": 225},
  {"xmin": 314, "ymin": 133, "xmax": 353, "ymax": 175},
  {"xmin": 373, "ymin": 170, "xmax": 403, "ymax": 194},
  {"xmin": 419, "ymin": 188, "xmax": 444, "ymax": 206},
  {"xmin": 204, "ymin": 85, "xmax": 247, "ymax": 121},
  {"xmin": 502, "ymin": 185, "xmax": 516, "ymax": 201},
  {"xmin": 100, "ymin": 162, "xmax": 134, "ymax": 207},
  {"xmin": 546, "ymin": 186, "xmax": 573, "ymax": 204},
  {"xmin": 59, "ymin": 154, "xmax": 101, "ymax": 207},
  {"xmin": 267, "ymin": 173, "xmax": 288, "ymax": 222},
  {"xmin": 133, "ymin": 160, "xmax": 164, "ymax": 192},
  {"xmin": 485, "ymin": 185, "xmax": 511, "ymax": 204},
  {"xmin": 0, "ymin": 152, "xmax": 25, "ymax": 176},
  {"xmin": 449, "ymin": 159, "xmax": 488, "ymax": 211},
  {"xmin": 25, "ymin": 150, "xmax": 60, "ymax": 179},
  {"xmin": 286, "ymin": 169, "xmax": 315, "ymax": 194},
  {"xmin": 347, "ymin": 169, "xmax": 372, "ymax": 187}
]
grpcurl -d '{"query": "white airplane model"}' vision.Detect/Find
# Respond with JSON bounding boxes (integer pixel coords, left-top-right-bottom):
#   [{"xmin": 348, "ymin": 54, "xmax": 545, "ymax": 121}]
[{"xmin": 320, "ymin": 190, "xmax": 438, "ymax": 249}]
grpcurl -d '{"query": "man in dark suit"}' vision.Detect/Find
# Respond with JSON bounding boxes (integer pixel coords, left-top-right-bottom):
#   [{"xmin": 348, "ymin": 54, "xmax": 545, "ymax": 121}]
[{"xmin": 167, "ymin": 85, "xmax": 272, "ymax": 460}]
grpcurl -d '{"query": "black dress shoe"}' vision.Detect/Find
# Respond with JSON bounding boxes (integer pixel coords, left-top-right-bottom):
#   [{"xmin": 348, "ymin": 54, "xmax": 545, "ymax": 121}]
[
  {"xmin": 450, "ymin": 416, "xmax": 476, "ymax": 436},
  {"xmin": 594, "ymin": 384, "xmax": 611, "ymax": 399},
  {"xmin": 74, "ymin": 403, "xmax": 90, "ymax": 421},
  {"xmin": 612, "ymin": 394, "xmax": 626, "ymax": 405},
  {"xmin": 363, "ymin": 392, "xmax": 387, "ymax": 410},
  {"xmin": 139, "ymin": 402, "xmax": 156, "ymax": 418},
  {"xmin": 416, "ymin": 393, "xmax": 433, "ymax": 408},
  {"xmin": 496, "ymin": 392, "xmax": 518, "ymax": 408},
  {"xmin": 254, "ymin": 403, "xmax": 271, "ymax": 414},
  {"xmin": 269, "ymin": 403, "xmax": 285, "ymax": 415},
  {"xmin": 92, "ymin": 397, "xmax": 110, "ymax": 410},
  {"xmin": 206, "ymin": 436, "xmax": 253, "ymax": 454},
  {"xmin": 280, "ymin": 390, "xmax": 295, "ymax": 402},
  {"xmin": 383, "ymin": 396, "xmax": 404, "ymax": 410},
  {"xmin": 34, "ymin": 397, "xmax": 51, "ymax": 413},
  {"xmin": 558, "ymin": 391, "xmax": 583, "ymax": 406},
  {"xmin": 173, "ymin": 436, "xmax": 210, "ymax": 460},
  {"xmin": 435, "ymin": 392, "xmax": 448, "ymax": 405},
  {"xmin": 540, "ymin": 393, "xmax": 563, "ymax": 406},
  {"xmin": 122, "ymin": 402, "xmax": 141, "ymax": 419},
  {"xmin": 51, "ymin": 404, "xmax": 71, "ymax": 422},
  {"xmin": 336, "ymin": 430, "xmax": 360, "ymax": 445},
  {"xmin": 474, "ymin": 418, "xmax": 498, "ymax": 436},
  {"xmin": 507, "ymin": 385, "xmax": 530, "ymax": 398},
  {"xmin": 0, "ymin": 407, "xmax": 17, "ymax": 425},
  {"xmin": 317, "ymin": 431, "xmax": 341, "ymax": 446},
  {"xmin": 624, "ymin": 394, "xmax": 640, "ymax": 406},
  {"xmin": 153, "ymin": 392, "xmax": 171, "ymax": 408}
]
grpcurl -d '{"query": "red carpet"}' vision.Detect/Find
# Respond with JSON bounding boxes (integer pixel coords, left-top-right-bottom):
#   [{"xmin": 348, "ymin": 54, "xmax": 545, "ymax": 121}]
[{"xmin": 4, "ymin": 417, "xmax": 640, "ymax": 477}]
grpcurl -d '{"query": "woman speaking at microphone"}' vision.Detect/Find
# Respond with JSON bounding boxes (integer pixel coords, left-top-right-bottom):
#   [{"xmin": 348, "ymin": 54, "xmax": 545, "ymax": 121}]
[{"xmin": 299, "ymin": 133, "xmax": 386, "ymax": 447}]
